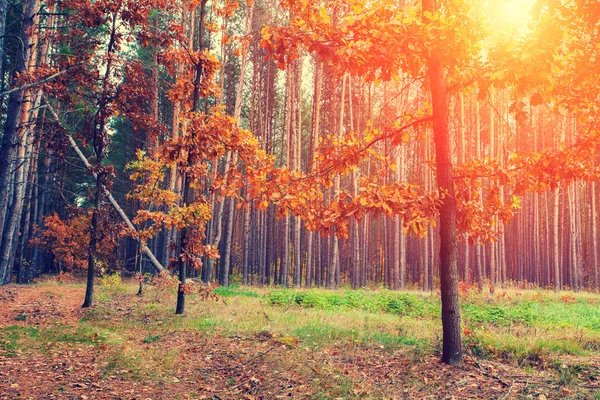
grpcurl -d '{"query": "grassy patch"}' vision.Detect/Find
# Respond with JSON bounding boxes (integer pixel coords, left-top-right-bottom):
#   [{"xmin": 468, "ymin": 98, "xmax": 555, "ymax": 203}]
[
  {"xmin": 462, "ymin": 301, "xmax": 539, "ymax": 326},
  {"xmin": 13, "ymin": 314, "xmax": 27, "ymax": 321},
  {"xmin": 263, "ymin": 287, "xmax": 600, "ymax": 365},
  {"xmin": 0, "ymin": 326, "xmax": 39, "ymax": 356},
  {"xmin": 143, "ymin": 335, "xmax": 161, "ymax": 343},
  {"xmin": 43, "ymin": 324, "xmax": 108, "ymax": 346},
  {"xmin": 214, "ymin": 285, "xmax": 261, "ymax": 298},
  {"xmin": 0, "ymin": 322, "xmax": 112, "ymax": 358},
  {"xmin": 189, "ymin": 318, "xmax": 219, "ymax": 332},
  {"xmin": 266, "ymin": 288, "xmax": 440, "ymax": 318}
]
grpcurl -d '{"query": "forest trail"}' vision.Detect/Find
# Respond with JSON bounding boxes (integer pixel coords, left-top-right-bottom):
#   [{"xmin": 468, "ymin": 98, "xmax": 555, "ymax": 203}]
[
  {"xmin": 0, "ymin": 281, "xmax": 86, "ymax": 327},
  {"xmin": 1, "ymin": 281, "xmax": 598, "ymax": 399}
]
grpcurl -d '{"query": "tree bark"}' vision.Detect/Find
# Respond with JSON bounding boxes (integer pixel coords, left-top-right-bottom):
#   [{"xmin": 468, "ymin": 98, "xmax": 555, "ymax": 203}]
[
  {"xmin": 592, "ymin": 182, "xmax": 598, "ymax": 291},
  {"xmin": 221, "ymin": 1, "xmax": 254, "ymax": 287},
  {"xmin": 422, "ymin": 0, "xmax": 462, "ymax": 364},
  {"xmin": 329, "ymin": 73, "xmax": 346, "ymax": 288},
  {"xmin": 0, "ymin": 0, "xmax": 41, "ymax": 284}
]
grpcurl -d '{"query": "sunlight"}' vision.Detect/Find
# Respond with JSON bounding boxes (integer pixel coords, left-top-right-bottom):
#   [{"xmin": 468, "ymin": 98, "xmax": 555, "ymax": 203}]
[{"xmin": 486, "ymin": 0, "xmax": 537, "ymax": 35}]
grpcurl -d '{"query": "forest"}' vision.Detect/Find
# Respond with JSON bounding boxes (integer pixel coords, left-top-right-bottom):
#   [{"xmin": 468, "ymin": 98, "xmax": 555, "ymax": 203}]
[{"xmin": 1, "ymin": 0, "xmax": 600, "ymax": 398}]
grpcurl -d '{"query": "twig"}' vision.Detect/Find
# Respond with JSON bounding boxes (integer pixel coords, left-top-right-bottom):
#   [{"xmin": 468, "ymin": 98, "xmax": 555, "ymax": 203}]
[
  {"xmin": 499, "ymin": 380, "xmax": 515, "ymax": 400},
  {"xmin": 466, "ymin": 346, "xmax": 510, "ymax": 387},
  {"xmin": 465, "ymin": 346, "xmax": 482, "ymax": 370}
]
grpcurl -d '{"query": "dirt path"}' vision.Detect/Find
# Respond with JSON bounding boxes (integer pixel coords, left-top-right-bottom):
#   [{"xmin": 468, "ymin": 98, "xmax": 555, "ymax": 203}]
[{"xmin": 0, "ymin": 283, "xmax": 86, "ymax": 327}]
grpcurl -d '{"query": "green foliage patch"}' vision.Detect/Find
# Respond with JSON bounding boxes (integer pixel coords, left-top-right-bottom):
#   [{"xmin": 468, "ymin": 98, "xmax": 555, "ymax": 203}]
[
  {"xmin": 462, "ymin": 301, "xmax": 539, "ymax": 326},
  {"xmin": 214, "ymin": 285, "xmax": 261, "ymax": 298},
  {"xmin": 0, "ymin": 326, "xmax": 39, "ymax": 356},
  {"xmin": 266, "ymin": 289, "xmax": 440, "ymax": 318}
]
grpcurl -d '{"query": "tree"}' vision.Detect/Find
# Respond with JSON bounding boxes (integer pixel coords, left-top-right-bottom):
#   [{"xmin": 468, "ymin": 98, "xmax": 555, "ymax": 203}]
[{"xmin": 421, "ymin": 0, "xmax": 462, "ymax": 363}]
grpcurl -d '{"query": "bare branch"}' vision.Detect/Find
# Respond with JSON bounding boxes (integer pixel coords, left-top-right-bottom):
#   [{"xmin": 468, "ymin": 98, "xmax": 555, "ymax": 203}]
[{"xmin": 0, "ymin": 69, "xmax": 68, "ymax": 97}]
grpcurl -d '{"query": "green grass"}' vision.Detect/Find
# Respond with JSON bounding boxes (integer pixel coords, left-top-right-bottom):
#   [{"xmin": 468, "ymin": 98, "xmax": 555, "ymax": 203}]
[
  {"xmin": 263, "ymin": 287, "xmax": 600, "ymax": 363},
  {"xmin": 214, "ymin": 285, "xmax": 261, "ymax": 298},
  {"xmin": 0, "ymin": 326, "xmax": 39, "ymax": 356},
  {"xmin": 266, "ymin": 288, "xmax": 441, "ymax": 317},
  {"xmin": 143, "ymin": 335, "xmax": 161, "ymax": 343},
  {"xmin": 0, "ymin": 322, "xmax": 112, "ymax": 358}
]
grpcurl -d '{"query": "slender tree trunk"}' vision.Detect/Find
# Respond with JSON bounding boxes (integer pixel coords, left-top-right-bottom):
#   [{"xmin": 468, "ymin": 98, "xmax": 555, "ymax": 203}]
[
  {"xmin": 83, "ymin": 8, "xmax": 121, "ymax": 307},
  {"xmin": 399, "ymin": 134, "xmax": 407, "ymax": 288},
  {"xmin": 488, "ymin": 87, "xmax": 496, "ymax": 293},
  {"xmin": 293, "ymin": 60, "xmax": 302, "ymax": 286},
  {"xmin": 423, "ymin": 0, "xmax": 462, "ymax": 364},
  {"xmin": 176, "ymin": 0, "xmax": 207, "ymax": 313},
  {"xmin": 475, "ymin": 96, "xmax": 483, "ymax": 290},
  {"xmin": 459, "ymin": 92, "xmax": 469, "ymax": 282},
  {"xmin": 221, "ymin": 1, "xmax": 254, "ymax": 287},
  {"xmin": 306, "ymin": 57, "xmax": 322, "ymax": 287},
  {"xmin": 242, "ymin": 204, "xmax": 251, "ymax": 285},
  {"xmin": 592, "ymin": 182, "xmax": 599, "ymax": 291},
  {"xmin": 329, "ymin": 73, "xmax": 346, "ymax": 288},
  {"xmin": 553, "ymin": 115, "xmax": 568, "ymax": 291},
  {"xmin": 348, "ymin": 77, "xmax": 361, "ymax": 289},
  {"xmin": 16, "ymin": 132, "xmax": 40, "ymax": 283},
  {"xmin": 82, "ymin": 179, "xmax": 101, "ymax": 308},
  {"xmin": 0, "ymin": 0, "xmax": 8, "ymax": 81}
]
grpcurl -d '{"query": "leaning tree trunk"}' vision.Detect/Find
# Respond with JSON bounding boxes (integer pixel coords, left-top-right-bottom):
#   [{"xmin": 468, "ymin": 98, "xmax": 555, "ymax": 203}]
[{"xmin": 44, "ymin": 100, "xmax": 165, "ymax": 273}]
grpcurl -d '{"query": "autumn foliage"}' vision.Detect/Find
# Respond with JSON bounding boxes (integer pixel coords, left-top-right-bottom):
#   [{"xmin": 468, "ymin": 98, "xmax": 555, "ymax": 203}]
[{"xmin": 32, "ymin": 212, "xmax": 122, "ymax": 272}]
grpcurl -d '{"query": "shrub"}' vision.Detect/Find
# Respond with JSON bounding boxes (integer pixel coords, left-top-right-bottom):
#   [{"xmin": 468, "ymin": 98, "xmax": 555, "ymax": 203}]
[{"xmin": 99, "ymin": 271, "xmax": 122, "ymax": 287}]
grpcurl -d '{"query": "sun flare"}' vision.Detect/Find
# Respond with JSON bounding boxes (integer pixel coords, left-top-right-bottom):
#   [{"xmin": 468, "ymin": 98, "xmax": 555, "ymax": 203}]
[{"xmin": 486, "ymin": 0, "xmax": 537, "ymax": 34}]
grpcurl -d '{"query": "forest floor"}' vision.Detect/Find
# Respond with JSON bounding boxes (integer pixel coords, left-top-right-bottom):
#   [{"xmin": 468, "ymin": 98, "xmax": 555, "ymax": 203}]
[{"xmin": 0, "ymin": 278, "xmax": 599, "ymax": 399}]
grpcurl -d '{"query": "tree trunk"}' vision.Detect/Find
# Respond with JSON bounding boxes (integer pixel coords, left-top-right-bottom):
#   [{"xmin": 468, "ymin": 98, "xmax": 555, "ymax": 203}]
[
  {"xmin": 592, "ymin": 182, "xmax": 598, "ymax": 291},
  {"xmin": 348, "ymin": 76, "xmax": 361, "ymax": 289},
  {"xmin": 329, "ymin": 73, "xmax": 346, "ymax": 288},
  {"xmin": 0, "ymin": 0, "xmax": 40, "ymax": 277},
  {"xmin": 82, "ymin": 179, "xmax": 101, "ymax": 308},
  {"xmin": 475, "ymin": 95, "xmax": 483, "ymax": 290},
  {"xmin": 221, "ymin": 1, "xmax": 254, "ymax": 287},
  {"xmin": 0, "ymin": 0, "xmax": 8, "ymax": 82},
  {"xmin": 293, "ymin": 59, "xmax": 302, "ymax": 286},
  {"xmin": 423, "ymin": 0, "xmax": 462, "ymax": 364},
  {"xmin": 0, "ymin": 0, "xmax": 41, "ymax": 284},
  {"xmin": 459, "ymin": 92, "xmax": 469, "ymax": 282}
]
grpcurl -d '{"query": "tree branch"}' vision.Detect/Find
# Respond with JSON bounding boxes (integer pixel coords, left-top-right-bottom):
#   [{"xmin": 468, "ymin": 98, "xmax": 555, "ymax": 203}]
[{"xmin": 0, "ymin": 69, "xmax": 68, "ymax": 97}]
